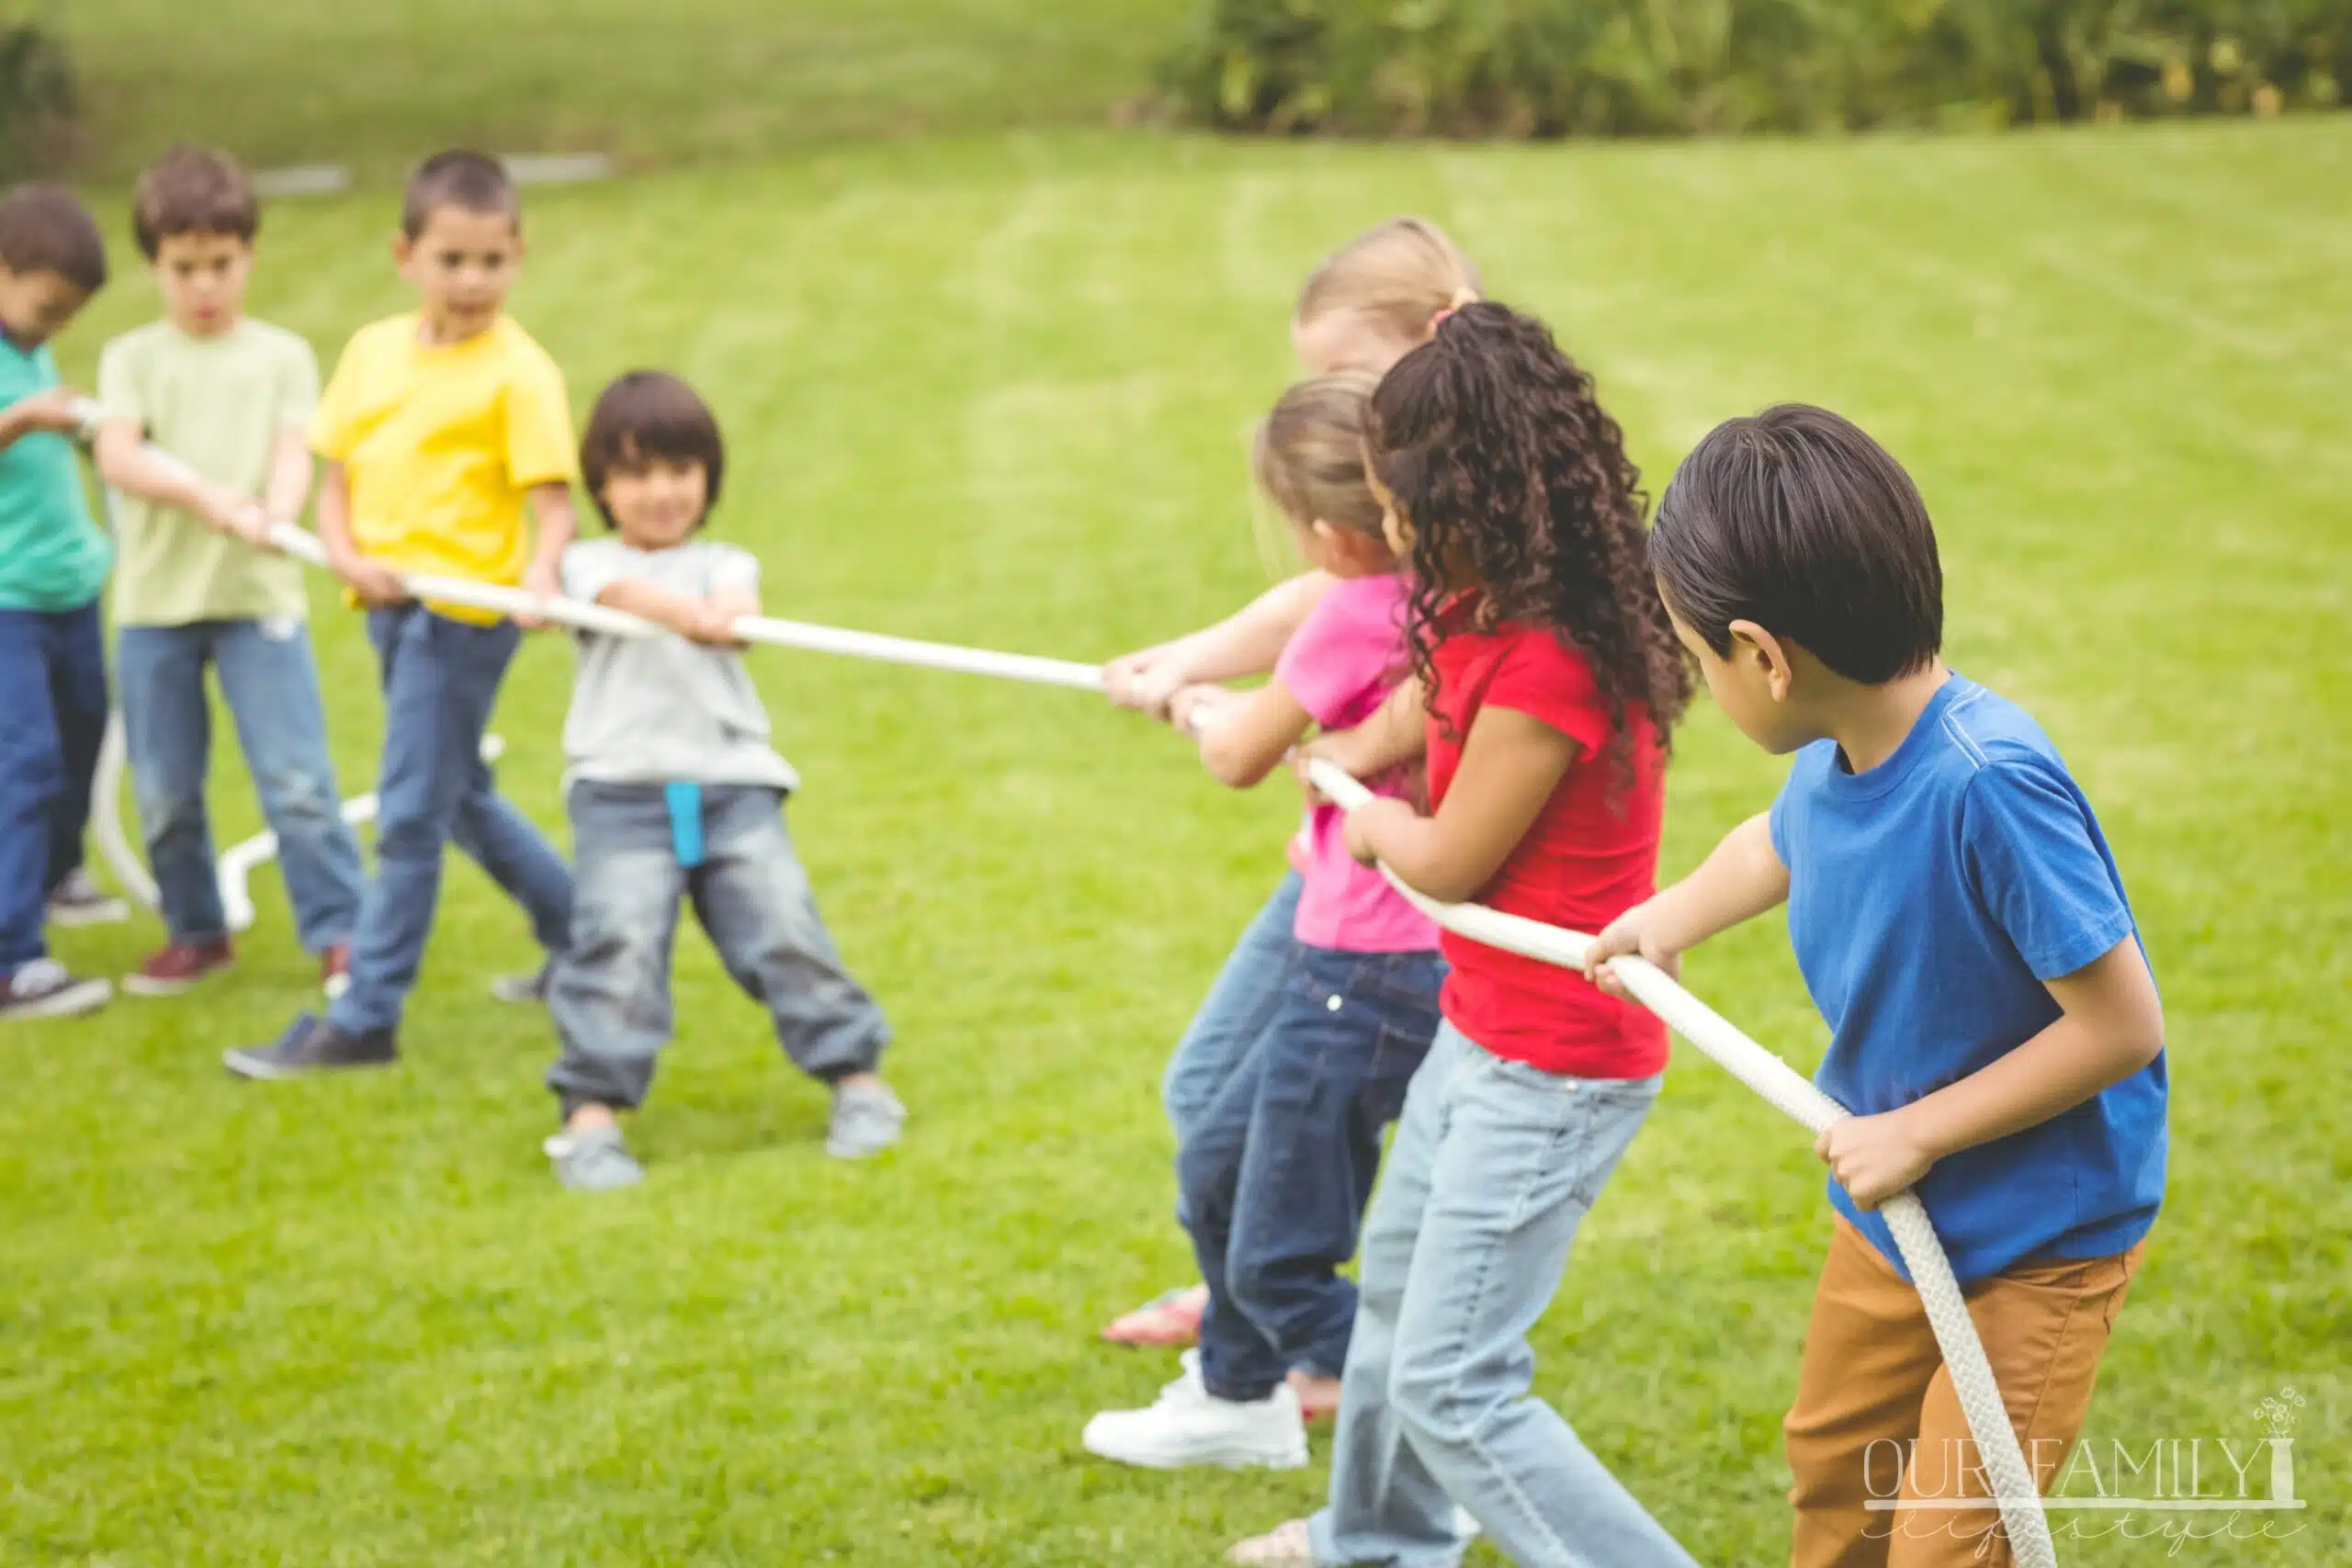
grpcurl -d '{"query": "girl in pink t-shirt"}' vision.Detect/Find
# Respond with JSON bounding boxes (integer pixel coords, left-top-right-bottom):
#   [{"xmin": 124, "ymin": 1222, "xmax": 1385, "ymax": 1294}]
[
  {"xmin": 1098, "ymin": 217, "xmax": 1481, "ymax": 1354},
  {"xmin": 1080, "ymin": 375, "xmax": 1445, "ymax": 1472}
]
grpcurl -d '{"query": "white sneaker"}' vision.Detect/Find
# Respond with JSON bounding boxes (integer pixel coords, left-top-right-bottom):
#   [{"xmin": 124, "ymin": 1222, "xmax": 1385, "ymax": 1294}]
[{"xmin": 1082, "ymin": 1348, "xmax": 1307, "ymax": 1470}]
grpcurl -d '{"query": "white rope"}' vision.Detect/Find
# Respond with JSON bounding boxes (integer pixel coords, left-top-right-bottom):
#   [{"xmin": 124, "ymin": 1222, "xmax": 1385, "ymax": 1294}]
[
  {"xmin": 76, "ymin": 416, "xmax": 1102, "ymax": 929},
  {"xmin": 1306, "ymin": 758, "xmax": 2057, "ymax": 1568},
  {"xmin": 74, "ymin": 406, "xmax": 1104, "ymax": 690},
  {"xmin": 90, "ymin": 713, "xmax": 158, "ymax": 911},
  {"xmin": 259, "ymin": 524, "xmax": 1104, "ymax": 690}
]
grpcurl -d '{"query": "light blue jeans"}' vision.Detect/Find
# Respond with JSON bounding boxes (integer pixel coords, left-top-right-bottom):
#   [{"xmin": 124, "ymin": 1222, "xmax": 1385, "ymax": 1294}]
[
  {"xmin": 1309, "ymin": 1022, "xmax": 1695, "ymax": 1568},
  {"xmin": 1160, "ymin": 872, "xmax": 1303, "ymax": 1224},
  {"xmin": 117, "ymin": 619, "xmax": 365, "ymax": 949}
]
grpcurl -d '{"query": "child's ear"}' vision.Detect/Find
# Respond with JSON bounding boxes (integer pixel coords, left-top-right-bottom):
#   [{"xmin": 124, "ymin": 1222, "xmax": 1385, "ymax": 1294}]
[
  {"xmin": 1727, "ymin": 618, "xmax": 1798, "ymax": 704},
  {"xmin": 390, "ymin": 232, "xmax": 413, "ymax": 268}
]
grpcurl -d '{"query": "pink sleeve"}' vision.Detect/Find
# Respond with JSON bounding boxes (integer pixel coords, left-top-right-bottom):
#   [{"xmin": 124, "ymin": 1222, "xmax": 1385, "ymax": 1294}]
[
  {"xmin": 1481, "ymin": 628, "xmax": 1610, "ymax": 756},
  {"xmin": 1275, "ymin": 582, "xmax": 1407, "ymax": 728}
]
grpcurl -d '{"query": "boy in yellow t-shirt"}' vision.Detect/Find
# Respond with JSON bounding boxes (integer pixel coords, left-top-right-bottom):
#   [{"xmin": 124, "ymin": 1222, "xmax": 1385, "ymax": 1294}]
[{"xmin": 227, "ymin": 151, "xmax": 575, "ymax": 1078}]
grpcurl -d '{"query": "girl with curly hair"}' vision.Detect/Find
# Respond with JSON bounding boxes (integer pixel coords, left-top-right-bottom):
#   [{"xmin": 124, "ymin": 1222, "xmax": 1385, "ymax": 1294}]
[{"xmin": 1232, "ymin": 301, "xmax": 1698, "ymax": 1568}]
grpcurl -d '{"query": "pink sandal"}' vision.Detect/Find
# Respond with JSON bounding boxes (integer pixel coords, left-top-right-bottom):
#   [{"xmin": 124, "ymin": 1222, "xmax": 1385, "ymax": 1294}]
[
  {"xmin": 1099, "ymin": 1283, "xmax": 1208, "ymax": 1347},
  {"xmin": 1227, "ymin": 1520, "xmax": 1314, "ymax": 1566}
]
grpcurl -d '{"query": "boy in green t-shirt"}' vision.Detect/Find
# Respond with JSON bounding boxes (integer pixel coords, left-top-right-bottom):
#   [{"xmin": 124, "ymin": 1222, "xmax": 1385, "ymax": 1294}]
[
  {"xmin": 0, "ymin": 183, "xmax": 116, "ymax": 1019},
  {"xmin": 92, "ymin": 146, "xmax": 367, "ymax": 998}
]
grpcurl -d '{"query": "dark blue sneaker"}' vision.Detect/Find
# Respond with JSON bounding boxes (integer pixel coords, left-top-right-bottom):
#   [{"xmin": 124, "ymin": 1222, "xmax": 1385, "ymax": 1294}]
[{"xmin": 224, "ymin": 1012, "xmax": 397, "ymax": 1079}]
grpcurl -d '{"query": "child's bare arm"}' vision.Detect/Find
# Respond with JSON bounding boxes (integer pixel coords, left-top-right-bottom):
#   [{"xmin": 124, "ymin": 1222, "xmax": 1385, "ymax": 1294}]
[
  {"xmin": 1104, "ymin": 572, "xmax": 1334, "ymax": 716},
  {"xmin": 1170, "ymin": 679, "xmax": 1315, "ymax": 789},
  {"xmin": 1819, "ymin": 937, "xmax": 2164, "ymax": 1208},
  {"xmin": 315, "ymin": 460, "xmax": 407, "ymax": 604},
  {"xmin": 1298, "ymin": 677, "xmax": 1428, "ymax": 795},
  {"xmin": 92, "ymin": 420, "xmax": 263, "ymax": 538},
  {"xmin": 0, "ymin": 387, "xmax": 81, "ymax": 452},
  {"xmin": 592, "ymin": 579, "xmax": 744, "ymax": 646},
  {"xmin": 1341, "ymin": 706, "xmax": 1575, "ymax": 904},
  {"xmin": 519, "ymin": 483, "xmax": 577, "ymax": 613},
  {"xmin": 707, "ymin": 583, "xmax": 761, "ymax": 625},
  {"xmin": 261, "ymin": 425, "xmax": 315, "ymax": 531},
  {"xmin": 1584, "ymin": 814, "xmax": 1790, "ymax": 990}
]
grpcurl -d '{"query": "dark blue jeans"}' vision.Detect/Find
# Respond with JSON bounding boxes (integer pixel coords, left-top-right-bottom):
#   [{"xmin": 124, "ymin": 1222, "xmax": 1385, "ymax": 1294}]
[
  {"xmin": 0, "ymin": 600, "xmax": 107, "ymax": 975},
  {"xmin": 547, "ymin": 782, "xmax": 888, "ymax": 1111},
  {"xmin": 1179, "ymin": 942, "xmax": 1446, "ymax": 1403},
  {"xmin": 328, "ymin": 604, "xmax": 572, "ymax": 1033},
  {"xmin": 117, "ymin": 619, "xmax": 365, "ymax": 949}
]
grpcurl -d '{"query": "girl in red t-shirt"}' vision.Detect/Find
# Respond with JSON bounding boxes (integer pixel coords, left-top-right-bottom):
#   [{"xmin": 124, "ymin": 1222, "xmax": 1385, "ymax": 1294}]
[{"xmin": 1232, "ymin": 302, "xmax": 1699, "ymax": 1568}]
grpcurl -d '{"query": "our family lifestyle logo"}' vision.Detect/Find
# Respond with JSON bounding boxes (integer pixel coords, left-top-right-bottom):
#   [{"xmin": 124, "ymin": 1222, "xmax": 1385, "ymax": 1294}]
[{"xmin": 1862, "ymin": 1388, "xmax": 2308, "ymax": 1553}]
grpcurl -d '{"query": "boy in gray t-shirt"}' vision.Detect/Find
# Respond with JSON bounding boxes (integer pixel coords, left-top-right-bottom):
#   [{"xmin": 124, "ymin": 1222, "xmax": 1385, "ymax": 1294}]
[{"xmin": 542, "ymin": 371, "xmax": 902, "ymax": 1190}]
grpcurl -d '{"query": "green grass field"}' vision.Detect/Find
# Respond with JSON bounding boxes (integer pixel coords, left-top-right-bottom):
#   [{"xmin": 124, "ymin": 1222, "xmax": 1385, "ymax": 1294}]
[
  {"xmin": 8, "ymin": 118, "xmax": 2348, "ymax": 1565},
  {"xmin": 55, "ymin": 0, "xmax": 1193, "ymax": 180}
]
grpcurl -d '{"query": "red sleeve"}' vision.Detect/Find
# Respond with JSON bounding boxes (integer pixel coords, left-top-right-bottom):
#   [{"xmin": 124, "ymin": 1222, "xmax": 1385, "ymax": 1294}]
[{"xmin": 1480, "ymin": 626, "xmax": 1610, "ymax": 757}]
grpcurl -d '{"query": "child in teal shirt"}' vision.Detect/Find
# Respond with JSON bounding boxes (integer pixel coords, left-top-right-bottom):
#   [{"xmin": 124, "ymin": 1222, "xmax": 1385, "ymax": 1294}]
[{"xmin": 0, "ymin": 183, "xmax": 117, "ymax": 1018}]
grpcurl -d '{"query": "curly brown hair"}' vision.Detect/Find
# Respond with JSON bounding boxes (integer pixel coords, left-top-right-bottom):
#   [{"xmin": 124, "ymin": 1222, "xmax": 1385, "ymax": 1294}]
[{"xmin": 1368, "ymin": 300, "xmax": 1691, "ymax": 781}]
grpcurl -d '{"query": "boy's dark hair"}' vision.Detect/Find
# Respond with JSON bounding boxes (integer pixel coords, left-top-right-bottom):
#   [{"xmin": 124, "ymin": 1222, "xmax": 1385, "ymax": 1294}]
[
  {"xmin": 401, "ymin": 150, "xmax": 518, "ymax": 240},
  {"xmin": 1370, "ymin": 300, "xmax": 1691, "ymax": 783},
  {"xmin": 0, "ymin": 182, "xmax": 107, "ymax": 293},
  {"xmin": 1652, "ymin": 404, "xmax": 1943, "ymax": 685},
  {"xmin": 132, "ymin": 145, "xmax": 259, "ymax": 259},
  {"xmin": 580, "ymin": 370, "xmax": 725, "ymax": 529}
]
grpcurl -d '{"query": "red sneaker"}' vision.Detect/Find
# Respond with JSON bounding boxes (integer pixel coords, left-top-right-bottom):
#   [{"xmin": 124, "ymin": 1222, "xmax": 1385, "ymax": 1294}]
[
  {"xmin": 124, "ymin": 939, "xmax": 235, "ymax": 997},
  {"xmin": 321, "ymin": 942, "xmax": 352, "ymax": 1001}
]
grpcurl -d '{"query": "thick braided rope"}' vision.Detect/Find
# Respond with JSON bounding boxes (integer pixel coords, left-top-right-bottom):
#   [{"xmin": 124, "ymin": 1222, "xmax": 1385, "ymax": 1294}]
[{"xmin": 1306, "ymin": 759, "xmax": 2058, "ymax": 1568}]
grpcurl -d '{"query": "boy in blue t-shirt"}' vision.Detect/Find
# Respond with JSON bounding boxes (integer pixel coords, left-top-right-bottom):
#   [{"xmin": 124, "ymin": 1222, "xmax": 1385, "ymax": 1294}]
[
  {"xmin": 0, "ymin": 184, "xmax": 118, "ymax": 1020},
  {"xmin": 1589, "ymin": 404, "xmax": 2165, "ymax": 1568}
]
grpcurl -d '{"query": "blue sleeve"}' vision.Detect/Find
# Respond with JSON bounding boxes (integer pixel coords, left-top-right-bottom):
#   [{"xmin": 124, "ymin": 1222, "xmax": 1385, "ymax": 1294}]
[{"xmin": 1962, "ymin": 757, "xmax": 2136, "ymax": 980}]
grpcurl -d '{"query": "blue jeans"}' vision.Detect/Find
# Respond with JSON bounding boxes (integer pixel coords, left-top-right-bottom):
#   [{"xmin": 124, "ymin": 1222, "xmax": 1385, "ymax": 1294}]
[
  {"xmin": 1161, "ymin": 872, "xmax": 1304, "ymax": 1153},
  {"xmin": 0, "ymin": 601, "xmax": 107, "ymax": 975},
  {"xmin": 1310, "ymin": 1023, "xmax": 1692, "ymax": 1568},
  {"xmin": 1181, "ymin": 943, "xmax": 1444, "ymax": 1402},
  {"xmin": 546, "ymin": 782, "xmax": 888, "ymax": 1110},
  {"xmin": 328, "ymin": 604, "xmax": 572, "ymax": 1034},
  {"xmin": 117, "ymin": 619, "xmax": 365, "ymax": 950}
]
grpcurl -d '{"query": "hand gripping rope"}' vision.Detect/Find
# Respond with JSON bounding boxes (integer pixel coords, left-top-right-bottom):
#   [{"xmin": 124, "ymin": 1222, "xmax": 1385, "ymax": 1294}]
[{"xmin": 84, "ymin": 413, "xmax": 2052, "ymax": 1561}]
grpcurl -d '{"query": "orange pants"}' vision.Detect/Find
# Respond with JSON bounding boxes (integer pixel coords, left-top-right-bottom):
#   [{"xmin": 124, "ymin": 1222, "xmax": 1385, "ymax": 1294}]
[{"xmin": 1784, "ymin": 1213, "xmax": 2143, "ymax": 1568}]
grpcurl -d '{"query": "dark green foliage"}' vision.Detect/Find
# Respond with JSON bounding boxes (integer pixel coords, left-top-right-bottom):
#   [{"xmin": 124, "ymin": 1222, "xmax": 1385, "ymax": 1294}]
[
  {"xmin": 0, "ymin": 19, "xmax": 74, "ymax": 179},
  {"xmin": 1164, "ymin": 0, "xmax": 2350, "ymax": 136}
]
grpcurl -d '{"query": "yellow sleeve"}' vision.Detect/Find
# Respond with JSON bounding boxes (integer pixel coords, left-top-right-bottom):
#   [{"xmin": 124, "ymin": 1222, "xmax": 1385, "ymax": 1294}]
[
  {"xmin": 504, "ymin": 349, "xmax": 578, "ymax": 489},
  {"xmin": 310, "ymin": 333, "xmax": 368, "ymax": 462}
]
